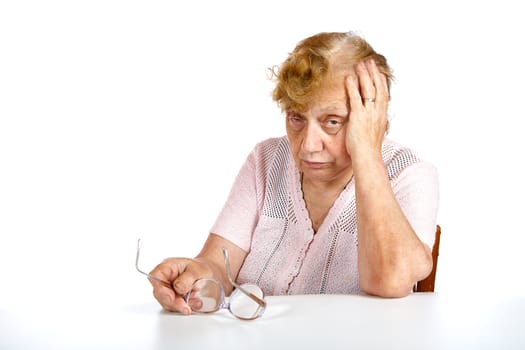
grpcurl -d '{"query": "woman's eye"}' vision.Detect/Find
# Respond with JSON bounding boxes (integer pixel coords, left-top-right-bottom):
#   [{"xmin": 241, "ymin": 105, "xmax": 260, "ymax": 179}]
[
  {"xmin": 323, "ymin": 118, "xmax": 345, "ymax": 134},
  {"xmin": 287, "ymin": 115, "xmax": 305, "ymax": 129}
]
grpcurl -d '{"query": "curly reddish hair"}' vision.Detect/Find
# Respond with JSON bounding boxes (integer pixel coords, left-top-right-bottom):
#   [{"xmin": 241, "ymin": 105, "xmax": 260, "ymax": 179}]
[{"xmin": 271, "ymin": 31, "xmax": 393, "ymax": 112}]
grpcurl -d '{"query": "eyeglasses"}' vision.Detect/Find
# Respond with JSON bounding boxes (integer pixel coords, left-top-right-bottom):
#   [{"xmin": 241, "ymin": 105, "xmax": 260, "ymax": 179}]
[{"xmin": 135, "ymin": 239, "xmax": 266, "ymax": 320}]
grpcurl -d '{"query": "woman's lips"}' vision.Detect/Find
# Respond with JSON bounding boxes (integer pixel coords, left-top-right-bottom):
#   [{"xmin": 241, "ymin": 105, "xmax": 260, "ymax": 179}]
[{"xmin": 302, "ymin": 160, "xmax": 328, "ymax": 169}]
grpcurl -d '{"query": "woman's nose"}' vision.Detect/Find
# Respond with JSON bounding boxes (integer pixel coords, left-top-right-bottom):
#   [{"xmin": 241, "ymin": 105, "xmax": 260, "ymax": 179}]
[{"xmin": 301, "ymin": 123, "xmax": 323, "ymax": 153}]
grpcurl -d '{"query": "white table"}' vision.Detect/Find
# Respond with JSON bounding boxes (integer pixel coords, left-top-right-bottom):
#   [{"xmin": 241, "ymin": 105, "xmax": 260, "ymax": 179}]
[{"xmin": 1, "ymin": 292, "xmax": 523, "ymax": 349}]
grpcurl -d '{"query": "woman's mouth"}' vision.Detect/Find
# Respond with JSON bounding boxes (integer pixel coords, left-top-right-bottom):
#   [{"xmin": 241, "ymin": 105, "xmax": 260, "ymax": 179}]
[{"xmin": 302, "ymin": 160, "xmax": 327, "ymax": 169}]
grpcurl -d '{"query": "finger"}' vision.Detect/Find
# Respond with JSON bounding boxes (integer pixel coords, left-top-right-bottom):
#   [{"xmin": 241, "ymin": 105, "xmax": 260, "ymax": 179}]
[
  {"xmin": 152, "ymin": 284, "xmax": 192, "ymax": 315},
  {"xmin": 148, "ymin": 260, "xmax": 180, "ymax": 284},
  {"xmin": 367, "ymin": 60, "xmax": 389, "ymax": 105},
  {"xmin": 186, "ymin": 294, "xmax": 204, "ymax": 311},
  {"xmin": 355, "ymin": 61, "xmax": 376, "ymax": 104},
  {"xmin": 172, "ymin": 263, "xmax": 211, "ymax": 295},
  {"xmin": 346, "ymin": 74, "xmax": 364, "ymax": 111},
  {"xmin": 172, "ymin": 271, "xmax": 198, "ymax": 295},
  {"xmin": 148, "ymin": 259, "xmax": 195, "ymax": 314},
  {"xmin": 149, "ymin": 257, "xmax": 199, "ymax": 290}
]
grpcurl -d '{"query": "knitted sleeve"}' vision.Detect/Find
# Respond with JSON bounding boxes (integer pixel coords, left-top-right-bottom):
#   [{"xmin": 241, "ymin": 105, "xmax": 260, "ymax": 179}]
[
  {"xmin": 392, "ymin": 160, "xmax": 440, "ymax": 249},
  {"xmin": 209, "ymin": 142, "xmax": 264, "ymax": 252}
]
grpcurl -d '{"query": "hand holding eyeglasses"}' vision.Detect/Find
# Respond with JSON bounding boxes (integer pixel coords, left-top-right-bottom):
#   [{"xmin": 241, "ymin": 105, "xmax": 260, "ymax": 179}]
[
  {"xmin": 136, "ymin": 239, "xmax": 266, "ymax": 320},
  {"xmin": 141, "ymin": 248, "xmax": 209, "ymax": 315}
]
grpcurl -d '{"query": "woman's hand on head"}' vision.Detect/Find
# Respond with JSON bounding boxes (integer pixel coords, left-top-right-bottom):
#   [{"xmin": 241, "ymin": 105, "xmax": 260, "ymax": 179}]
[
  {"xmin": 148, "ymin": 257, "xmax": 214, "ymax": 314},
  {"xmin": 344, "ymin": 59, "xmax": 390, "ymax": 159}
]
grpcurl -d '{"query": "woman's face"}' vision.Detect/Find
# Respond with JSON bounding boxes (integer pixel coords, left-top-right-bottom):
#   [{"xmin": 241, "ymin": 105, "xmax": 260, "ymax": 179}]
[{"xmin": 286, "ymin": 77, "xmax": 353, "ymax": 185}]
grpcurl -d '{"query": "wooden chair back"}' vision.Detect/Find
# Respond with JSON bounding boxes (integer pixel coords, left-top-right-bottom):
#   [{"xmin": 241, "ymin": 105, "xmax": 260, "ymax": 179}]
[{"xmin": 414, "ymin": 225, "xmax": 441, "ymax": 292}]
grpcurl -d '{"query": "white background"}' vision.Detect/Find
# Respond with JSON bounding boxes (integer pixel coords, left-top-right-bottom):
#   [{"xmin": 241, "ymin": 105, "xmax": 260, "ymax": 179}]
[{"xmin": 1, "ymin": 0, "xmax": 524, "ymax": 313}]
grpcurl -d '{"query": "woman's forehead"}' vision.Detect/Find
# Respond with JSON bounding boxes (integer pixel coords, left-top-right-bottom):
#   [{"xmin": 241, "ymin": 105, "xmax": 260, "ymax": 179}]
[
  {"xmin": 301, "ymin": 93, "xmax": 349, "ymax": 116},
  {"xmin": 309, "ymin": 79, "xmax": 349, "ymax": 109}
]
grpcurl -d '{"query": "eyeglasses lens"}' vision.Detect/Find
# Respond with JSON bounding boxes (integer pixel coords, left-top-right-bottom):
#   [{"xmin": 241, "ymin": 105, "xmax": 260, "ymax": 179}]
[
  {"xmin": 186, "ymin": 279, "xmax": 223, "ymax": 313},
  {"xmin": 229, "ymin": 283, "xmax": 265, "ymax": 320}
]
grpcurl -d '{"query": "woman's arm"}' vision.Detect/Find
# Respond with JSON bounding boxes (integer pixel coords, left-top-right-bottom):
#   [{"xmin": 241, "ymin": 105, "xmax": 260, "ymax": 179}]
[
  {"xmin": 352, "ymin": 153, "xmax": 433, "ymax": 297},
  {"xmin": 345, "ymin": 60, "xmax": 433, "ymax": 297}
]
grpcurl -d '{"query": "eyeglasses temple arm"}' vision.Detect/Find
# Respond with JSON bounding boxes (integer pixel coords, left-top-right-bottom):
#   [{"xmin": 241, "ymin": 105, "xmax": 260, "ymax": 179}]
[
  {"xmin": 222, "ymin": 247, "xmax": 266, "ymax": 308},
  {"xmin": 136, "ymin": 239, "xmax": 172, "ymax": 289}
]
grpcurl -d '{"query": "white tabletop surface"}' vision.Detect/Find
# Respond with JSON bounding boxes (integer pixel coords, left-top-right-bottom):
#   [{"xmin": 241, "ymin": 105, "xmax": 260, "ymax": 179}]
[{"xmin": 1, "ymin": 291, "xmax": 524, "ymax": 350}]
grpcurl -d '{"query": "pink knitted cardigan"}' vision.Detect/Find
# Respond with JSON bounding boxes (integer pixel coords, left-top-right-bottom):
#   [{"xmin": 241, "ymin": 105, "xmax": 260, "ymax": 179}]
[{"xmin": 211, "ymin": 136, "xmax": 439, "ymax": 295}]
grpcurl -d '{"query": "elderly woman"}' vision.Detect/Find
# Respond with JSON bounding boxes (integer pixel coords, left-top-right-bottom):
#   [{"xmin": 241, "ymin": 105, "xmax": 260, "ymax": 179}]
[{"xmin": 147, "ymin": 31, "xmax": 439, "ymax": 315}]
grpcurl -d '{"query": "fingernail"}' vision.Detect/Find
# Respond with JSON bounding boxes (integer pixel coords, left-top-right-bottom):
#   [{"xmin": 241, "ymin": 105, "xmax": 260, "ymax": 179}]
[{"xmin": 182, "ymin": 306, "xmax": 191, "ymax": 316}]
